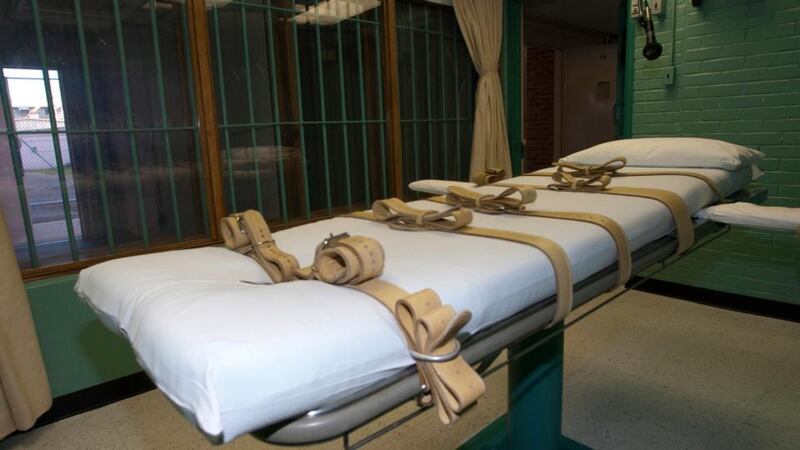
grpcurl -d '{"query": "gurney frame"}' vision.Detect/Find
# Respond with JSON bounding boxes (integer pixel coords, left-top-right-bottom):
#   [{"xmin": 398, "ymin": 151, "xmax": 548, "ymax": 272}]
[{"xmin": 243, "ymin": 216, "xmax": 732, "ymax": 449}]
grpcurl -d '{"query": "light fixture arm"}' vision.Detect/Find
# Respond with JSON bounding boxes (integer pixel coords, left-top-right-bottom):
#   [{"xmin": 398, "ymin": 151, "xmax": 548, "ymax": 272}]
[{"xmin": 637, "ymin": 0, "xmax": 663, "ymax": 60}]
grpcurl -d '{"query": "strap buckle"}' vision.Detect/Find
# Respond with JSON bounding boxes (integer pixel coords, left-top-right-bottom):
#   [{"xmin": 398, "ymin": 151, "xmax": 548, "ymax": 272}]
[
  {"xmin": 408, "ymin": 340, "xmax": 461, "ymax": 363},
  {"xmin": 321, "ymin": 232, "xmax": 350, "ymax": 249},
  {"xmin": 235, "ymin": 214, "xmax": 247, "ymax": 235}
]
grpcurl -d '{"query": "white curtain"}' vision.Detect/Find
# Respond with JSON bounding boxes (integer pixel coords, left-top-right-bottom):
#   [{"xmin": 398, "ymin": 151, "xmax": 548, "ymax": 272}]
[
  {"xmin": 453, "ymin": 0, "xmax": 512, "ymax": 182},
  {"xmin": 0, "ymin": 209, "xmax": 51, "ymax": 439}
]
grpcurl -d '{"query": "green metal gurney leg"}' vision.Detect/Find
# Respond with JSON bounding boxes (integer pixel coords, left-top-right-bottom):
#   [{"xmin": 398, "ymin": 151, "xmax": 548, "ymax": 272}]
[{"xmin": 461, "ymin": 324, "xmax": 589, "ymax": 450}]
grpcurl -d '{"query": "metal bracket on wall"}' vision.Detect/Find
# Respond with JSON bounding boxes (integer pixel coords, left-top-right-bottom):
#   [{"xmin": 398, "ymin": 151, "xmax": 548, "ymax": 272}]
[{"xmin": 631, "ymin": 0, "xmax": 665, "ymax": 18}]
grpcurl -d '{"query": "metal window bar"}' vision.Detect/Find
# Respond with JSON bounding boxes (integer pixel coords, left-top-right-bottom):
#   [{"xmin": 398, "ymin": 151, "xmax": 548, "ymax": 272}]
[
  {"xmin": 398, "ymin": 118, "xmax": 469, "ymax": 123},
  {"xmin": 111, "ymin": 0, "xmax": 150, "ymax": 247},
  {"xmin": 30, "ymin": 0, "xmax": 79, "ymax": 261},
  {"xmin": 336, "ymin": 14, "xmax": 353, "ymax": 211},
  {"xmin": 210, "ymin": 6, "xmax": 238, "ymax": 212},
  {"xmin": 263, "ymin": 3, "xmax": 289, "ymax": 223},
  {"xmin": 438, "ymin": 12, "xmax": 448, "ymax": 180},
  {"xmin": 179, "ymin": 2, "xmax": 210, "ymax": 236},
  {"xmin": 424, "ymin": 7, "xmax": 434, "ymax": 178},
  {"xmin": 239, "ymin": 3, "xmax": 265, "ymax": 214},
  {"xmin": 453, "ymin": 17, "xmax": 461, "ymax": 181},
  {"xmin": 219, "ymin": 119, "xmax": 386, "ymax": 128},
  {"xmin": 463, "ymin": 38, "xmax": 475, "ymax": 181},
  {"xmin": 0, "ymin": 126, "xmax": 197, "ymax": 135},
  {"xmin": 290, "ymin": 0, "xmax": 312, "ymax": 219},
  {"xmin": 396, "ymin": 24, "xmax": 455, "ymax": 37},
  {"xmin": 373, "ymin": 13, "xmax": 388, "ymax": 199},
  {"xmin": 354, "ymin": 16, "xmax": 372, "ymax": 204},
  {"xmin": 73, "ymin": 0, "xmax": 115, "ymax": 254},
  {"xmin": 149, "ymin": 0, "xmax": 183, "ymax": 242},
  {"xmin": 313, "ymin": 1, "xmax": 334, "ymax": 214},
  {"xmin": 406, "ymin": 3, "xmax": 420, "ymax": 183},
  {"xmin": 0, "ymin": 71, "xmax": 38, "ymax": 266}
]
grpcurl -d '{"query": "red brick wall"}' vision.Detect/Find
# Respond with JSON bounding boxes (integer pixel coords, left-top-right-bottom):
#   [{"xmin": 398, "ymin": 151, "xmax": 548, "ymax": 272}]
[{"xmin": 524, "ymin": 48, "xmax": 556, "ymax": 172}]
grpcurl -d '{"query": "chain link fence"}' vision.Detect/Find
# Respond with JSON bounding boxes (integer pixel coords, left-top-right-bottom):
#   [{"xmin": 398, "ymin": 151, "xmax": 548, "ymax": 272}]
[{"xmin": 13, "ymin": 114, "xmax": 78, "ymax": 226}]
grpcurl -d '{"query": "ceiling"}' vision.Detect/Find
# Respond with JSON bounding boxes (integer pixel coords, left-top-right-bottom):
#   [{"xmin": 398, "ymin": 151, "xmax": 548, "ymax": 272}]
[{"xmin": 524, "ymin": 0, "xmax": 622, "ymax": 37}]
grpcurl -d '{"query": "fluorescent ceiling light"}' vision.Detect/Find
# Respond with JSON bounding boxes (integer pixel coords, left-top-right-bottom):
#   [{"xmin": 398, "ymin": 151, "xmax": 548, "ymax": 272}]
[{"xmin": 294, "ymin": 0, "xmax": 381, "ymax": 25}]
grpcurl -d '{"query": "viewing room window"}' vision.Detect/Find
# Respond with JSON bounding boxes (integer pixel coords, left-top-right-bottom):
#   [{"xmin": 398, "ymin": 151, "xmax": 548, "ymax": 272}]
[{"xmin": 0, "ymin": 0, "xmax": 482, "ymax": 277}]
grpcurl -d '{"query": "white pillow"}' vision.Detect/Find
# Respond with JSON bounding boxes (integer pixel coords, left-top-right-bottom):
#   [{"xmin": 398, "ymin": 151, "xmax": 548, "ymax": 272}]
[
  {"xmin": 408, "ymin": 179, "xmax": 476, "ymax": 195},
  {"xmin": 561, "ymin": 137, "xmax": 764, "ymax": 171}
]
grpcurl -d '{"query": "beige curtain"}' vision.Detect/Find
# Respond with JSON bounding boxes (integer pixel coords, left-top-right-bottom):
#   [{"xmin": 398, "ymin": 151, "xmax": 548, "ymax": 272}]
[
  {"xmin": 0, "ymin": 209, "xmax": 51, "ymax": 439},
  {"xmin": 453, "ymin": 0, "xmax": 512, "ymax": 183}
]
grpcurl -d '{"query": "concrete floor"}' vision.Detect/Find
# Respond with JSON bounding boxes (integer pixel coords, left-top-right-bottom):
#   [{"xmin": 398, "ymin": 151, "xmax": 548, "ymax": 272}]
[{"xmin": 2, "ymin": 290, "xmax": 799, "ymax": 449}]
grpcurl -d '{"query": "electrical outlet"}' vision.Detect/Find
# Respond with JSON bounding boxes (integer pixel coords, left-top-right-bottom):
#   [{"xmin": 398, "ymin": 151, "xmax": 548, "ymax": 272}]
[
  {"xmin": 651, "ymin": 0, "xmax": 665, "ymax": 16},
  {"xmin": 663, "ymin": 66, "xmax": 675, "ymax": 86}
]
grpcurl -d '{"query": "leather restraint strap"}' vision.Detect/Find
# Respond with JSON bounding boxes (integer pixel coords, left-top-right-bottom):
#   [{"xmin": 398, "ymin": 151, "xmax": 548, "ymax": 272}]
[
  {"xmin": 227, "ymin": 213, "xmax": 486, "ymax": 425},
  {"xmin": 368, "ymin": 197, "xmax": 475, "ymax": 231},
  {"xmin": 288, "ymin": 233, "xmax": 486, "ymax": 425},
  {"xmin": 350, "ymin": 199, "xmax": 574, "ymax": 326},
  {"xmin": 515, "ymin": 177, "xmax": 696, "ymax": 255},
  {"xmin": 475, "ymin": 168, "xmax": 506, "ymax": 186},
  {"xmin": 221, "ymin": 210, "xmax": 300, "ymax": 282},
  {"xmin": 610, "ymin": 170, "xmax": 725, "ymax": 202},
  {"xmin": 441, "ymin": 185, "xmax": 538, "ymax": 214},
  {"xmin": 521, "ymin": 158, "xmax": 700, "ymax": 254},
  {"xmin": 536, "ymin": 157, "xmax": 726, "ymax": 202},
  {"xmin": 432, "ymin": 186, "xmax": 632, "ymax": 287}
]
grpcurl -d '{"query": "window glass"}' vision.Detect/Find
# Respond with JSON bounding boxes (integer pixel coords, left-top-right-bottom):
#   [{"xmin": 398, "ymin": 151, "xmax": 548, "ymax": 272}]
[
  {"xmin": 207, "ymin": 0, "xmax": 388, "ymax": 222},
  {"xmin": 396, "ymin": 0, "xmax": 475, "ymax": 198},
  {"xmin": 0, "ymin": 0, "xmax": 208, "ymax": 269}
]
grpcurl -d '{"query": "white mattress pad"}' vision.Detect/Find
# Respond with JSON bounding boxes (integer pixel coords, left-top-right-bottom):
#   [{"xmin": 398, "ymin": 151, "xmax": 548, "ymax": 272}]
[{"xmin": 75, "ymin": 167, "xmax": 752, "ymax": 442}]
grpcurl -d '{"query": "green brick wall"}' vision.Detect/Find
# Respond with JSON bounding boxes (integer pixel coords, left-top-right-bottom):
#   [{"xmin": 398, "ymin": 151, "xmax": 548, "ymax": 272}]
[{"xmin": 629, "ymin": 0, "xmax": 800, "ymax": 304}]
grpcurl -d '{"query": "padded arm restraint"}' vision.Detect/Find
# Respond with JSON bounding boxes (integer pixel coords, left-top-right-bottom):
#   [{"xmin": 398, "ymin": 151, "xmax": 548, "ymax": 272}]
[
  {"xmin": 349, "ymin": 199, "xmax": 574, "ymax": 327},
  {"xmin": 222, "ymin": 211, "xmax": 485, "ymax": 425},
  {"xmin": 220, "ymin": 211, "xmax": 300, "ymax": 282}
]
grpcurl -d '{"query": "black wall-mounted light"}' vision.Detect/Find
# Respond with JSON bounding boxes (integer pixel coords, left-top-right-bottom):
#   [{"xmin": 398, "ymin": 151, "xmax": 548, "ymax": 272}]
[{"xmin": 639, "ymin": 0, "xmax": 663, "ymax": 60}]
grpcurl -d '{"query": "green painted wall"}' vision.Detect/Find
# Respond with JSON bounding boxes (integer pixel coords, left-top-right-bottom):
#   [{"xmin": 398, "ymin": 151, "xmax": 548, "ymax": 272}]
[
  {"xmin": 25, "ymin": 275, "xmax": 140, "ymax": 397},
  {"xmin": 628, "ymin": 0, "xmax": 800, "ymax": 304}
]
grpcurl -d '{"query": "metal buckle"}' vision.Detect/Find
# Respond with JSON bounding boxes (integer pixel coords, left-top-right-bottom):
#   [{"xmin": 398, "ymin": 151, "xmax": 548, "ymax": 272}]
[
  {"xmin": 321, "ymin": 232, "xmax": 350, "ymax": 249},
  {"xmin": 235, "ymin": 214, "xmax": 247, "ymax": 235},
  {"xmin": 408, "ymin": 340, "xmax": 461, "ymax": 363}
]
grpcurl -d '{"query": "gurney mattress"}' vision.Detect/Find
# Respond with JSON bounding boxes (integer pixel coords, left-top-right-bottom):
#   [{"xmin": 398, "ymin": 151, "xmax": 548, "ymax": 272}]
[{"xmin": 75, "ymin": 167, "xmax": 751, "ymax": 442}]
